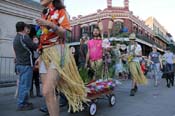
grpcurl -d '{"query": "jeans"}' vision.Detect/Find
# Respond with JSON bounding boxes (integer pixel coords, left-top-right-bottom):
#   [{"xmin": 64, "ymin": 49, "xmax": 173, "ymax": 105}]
[
  {"xmin": 165, "ymin": 63, "xmax": 174, "ymax": 73},
  {"xmin": 151, "ymin": 63, "xmax": 162, "ymax": 79},
  {"xmin": 16, "ymin": 65, "xmax": 33, "ymax": 106}
]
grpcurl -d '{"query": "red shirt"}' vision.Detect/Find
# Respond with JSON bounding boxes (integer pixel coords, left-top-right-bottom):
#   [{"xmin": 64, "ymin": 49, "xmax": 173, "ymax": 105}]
[{"xmin": 141, "ymin": 63, "xmax": 146, "ymax": 74}]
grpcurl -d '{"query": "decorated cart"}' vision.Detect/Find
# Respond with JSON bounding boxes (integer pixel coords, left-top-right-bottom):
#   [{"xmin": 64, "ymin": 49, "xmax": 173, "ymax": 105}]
[
  {"xmin": 71, "ymin": 17, "xmax": 117, "ymax": 116},
  {"xmin": 85, "ymin": 79, "xmax": 117, "ymax": 116}
]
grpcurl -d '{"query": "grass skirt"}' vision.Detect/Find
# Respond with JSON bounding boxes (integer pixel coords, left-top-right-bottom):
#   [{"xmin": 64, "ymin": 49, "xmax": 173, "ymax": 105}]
[
  {"xmin": 41, "ymin": 45, "xmax": 88, "ymax": 112},
  {"xmin": 128, "ymin": 62, "xmax": 147, "ymax": 84},
  {"xmin": 90, "ymin": 59, "xmax": 103, "ymax": 79}
]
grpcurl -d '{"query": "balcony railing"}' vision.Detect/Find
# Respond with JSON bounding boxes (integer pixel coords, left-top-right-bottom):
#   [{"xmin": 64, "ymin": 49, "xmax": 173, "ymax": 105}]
[
  {"xmin": 136, "ymin": 33, "xmax": 162, "ymax": 48},
  {"xmin": 154, "ymin": 33, "xmax": 169, "ymax": 43}
]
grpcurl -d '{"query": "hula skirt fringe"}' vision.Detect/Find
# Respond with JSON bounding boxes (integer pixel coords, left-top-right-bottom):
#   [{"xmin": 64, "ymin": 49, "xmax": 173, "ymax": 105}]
[
  {"xmin": 90, "ymin": 59, "xmax": 103, "ymax": 79},
  {"xmin": 128, "ymin": 62, "xmax": 147, "ymax": 84},
  {"xmin": 41, "ymin": 45, "xmax": 89, "ymax": 112}
]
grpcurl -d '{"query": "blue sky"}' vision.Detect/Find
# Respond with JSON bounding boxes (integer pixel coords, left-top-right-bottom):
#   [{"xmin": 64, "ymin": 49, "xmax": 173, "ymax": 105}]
[{"xmin": 33, "ymin": 0, "xmax": 175, "ymax": 38}]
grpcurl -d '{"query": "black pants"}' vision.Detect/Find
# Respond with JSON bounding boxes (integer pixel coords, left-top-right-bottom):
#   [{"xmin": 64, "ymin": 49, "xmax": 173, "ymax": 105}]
[
  {"xmin": 164, "ymin": 64, "xmax": 174, "ymax": 86},
  {"xmin": 30, "ymin": 70, "xmax": 40, "ymax": 92}
]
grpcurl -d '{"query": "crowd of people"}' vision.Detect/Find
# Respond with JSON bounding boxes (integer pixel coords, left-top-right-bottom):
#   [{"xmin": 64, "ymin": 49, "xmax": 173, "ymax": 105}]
[{"xmin": 12, "ymin": 0, "xmax": 175, "ymax": 116}]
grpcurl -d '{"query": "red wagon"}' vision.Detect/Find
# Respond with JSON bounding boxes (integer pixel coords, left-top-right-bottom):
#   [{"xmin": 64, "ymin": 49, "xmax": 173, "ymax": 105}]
[{"xmin": 85, "ymin": 79, "xmax": 117, "ymax": 116}]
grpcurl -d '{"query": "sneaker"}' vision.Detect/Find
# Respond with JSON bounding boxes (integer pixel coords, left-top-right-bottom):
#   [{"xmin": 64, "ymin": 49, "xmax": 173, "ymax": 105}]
[
  {"xmin": 130, "ymin": 89, "xmax": 135, "ymax": 96},
  {"xmin": 167, "ymin": 83, "xmax": 170, "ymax": 88},
  {"xmin": 171, "ymin": 80, "xmax": 174, "ymax": 86},
  {"xmin": 134, "ymin": 85, "xmax": 138, "ymax": 92},
  {"xmin": 17, "ymin": 103, "xmax": 33, "ymax": 111},
  {"xmin": 40, "ymin": 105, "xmax": 49, "ymax": 114}
]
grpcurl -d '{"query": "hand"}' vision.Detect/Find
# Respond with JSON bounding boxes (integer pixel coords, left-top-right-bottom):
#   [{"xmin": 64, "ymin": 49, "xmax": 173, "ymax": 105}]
[
  {"xmin": 36, "ymin": 18, "xmax": 51, "ymax": 26},
  {"xmin": 35, "ymin": 57, "xmax": 40, "ymax": 65}
]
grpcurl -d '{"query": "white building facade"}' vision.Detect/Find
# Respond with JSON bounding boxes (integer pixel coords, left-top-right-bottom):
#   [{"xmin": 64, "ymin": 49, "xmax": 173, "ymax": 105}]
[{"xmin": 0, "ymin": 0, "xmax": 42, "ymax": 57}]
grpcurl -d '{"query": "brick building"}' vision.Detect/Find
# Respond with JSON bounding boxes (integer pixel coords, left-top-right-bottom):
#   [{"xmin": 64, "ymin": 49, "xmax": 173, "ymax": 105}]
[{"xmin": 70, "ymin": 0, "xmax": 171, "ymax": 55}]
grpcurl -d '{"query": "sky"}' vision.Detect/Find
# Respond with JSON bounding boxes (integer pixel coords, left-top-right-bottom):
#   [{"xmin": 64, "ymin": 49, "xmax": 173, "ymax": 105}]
[{"xmin": 34, "ymin": 0, "xmax": 175, "ymax": 38}]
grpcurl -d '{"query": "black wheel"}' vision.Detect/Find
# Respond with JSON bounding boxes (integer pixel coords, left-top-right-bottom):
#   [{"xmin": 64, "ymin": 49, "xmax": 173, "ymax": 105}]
[
  {"xmin": 89, "ymin": 102, "xmax": 97, "ymax": 116},
  {"xmin": 109, "ymin": 94, "xmax": 116, "ymax": 106}
]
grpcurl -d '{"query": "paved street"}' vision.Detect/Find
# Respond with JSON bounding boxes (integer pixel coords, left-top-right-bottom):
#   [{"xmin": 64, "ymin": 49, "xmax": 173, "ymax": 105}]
[{"xmin": 0, "ymin": 79, "xmax": 175, "ymax": 116}]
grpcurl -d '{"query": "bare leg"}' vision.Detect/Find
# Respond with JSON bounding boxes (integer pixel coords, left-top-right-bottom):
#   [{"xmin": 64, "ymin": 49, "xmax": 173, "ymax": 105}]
[
  {"xmin": 130, "ymin": 79, "xmax": 137, "ymax": 96},
  {"xmin": 132, "ymin": 79, "xmax": 136, "ymax": 89},
  {"xmin": 41, "ymin": 69, "xmax": 59, "ymax": 116}
]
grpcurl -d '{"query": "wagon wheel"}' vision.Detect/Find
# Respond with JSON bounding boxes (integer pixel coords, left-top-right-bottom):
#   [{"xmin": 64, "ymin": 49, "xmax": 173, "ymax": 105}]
[
  {"xmin": 88, "ymin": 102, "xmax": 97, "ymax": 116},
  {"xmin": 109, "ymin": 94, "xmax": 116, "ymax": 106}
]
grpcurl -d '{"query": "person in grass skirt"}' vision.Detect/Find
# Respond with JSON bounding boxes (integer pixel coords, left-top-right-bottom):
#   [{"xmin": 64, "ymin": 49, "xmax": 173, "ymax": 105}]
[{"xmin": 126, "ymin": 33, "xmax": 147, "ymax": 96}]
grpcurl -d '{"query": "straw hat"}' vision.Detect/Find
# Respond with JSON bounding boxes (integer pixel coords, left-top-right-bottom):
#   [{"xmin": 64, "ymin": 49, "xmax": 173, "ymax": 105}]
[{"xmin": 129, "ymin": 33, "xmax": 136, "ymax": 40}]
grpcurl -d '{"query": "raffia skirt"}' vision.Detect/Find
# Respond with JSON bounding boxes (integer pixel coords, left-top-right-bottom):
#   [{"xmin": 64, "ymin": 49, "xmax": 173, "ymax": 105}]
[
  {"xmin": 128, "ymin": 62, "xmax": 147, "ymax": 84},
  {"xmin": 40, "ymin": 44, "xmax": 88, "ymax": 112},
  {"xmin": 90, "ymin": 59, "xmax": 103, "ymax": 79}
]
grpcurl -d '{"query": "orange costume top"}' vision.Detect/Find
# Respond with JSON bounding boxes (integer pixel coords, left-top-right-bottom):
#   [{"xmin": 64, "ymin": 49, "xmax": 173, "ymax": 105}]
[{"xmin": 39, "ymin": 3, "xmax": 71, "ymax": 50}]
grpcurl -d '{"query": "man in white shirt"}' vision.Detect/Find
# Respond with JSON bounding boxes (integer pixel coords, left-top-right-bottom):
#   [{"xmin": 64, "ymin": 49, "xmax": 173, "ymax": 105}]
[{"xmin": 163, "ymin": 47, "xmax": 174, "ymax": 87}]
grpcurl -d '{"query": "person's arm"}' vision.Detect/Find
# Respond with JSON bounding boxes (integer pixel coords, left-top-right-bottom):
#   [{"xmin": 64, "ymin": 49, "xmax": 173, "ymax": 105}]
[
  {"xmin": 159, "ymin": 54, "xmax": 163, "ymax": 69},
  {"xmin": 36, "ymin": 20, "xmax": 65, "ymax": 38},
  {"xmin": 22, "ymin": 35, "xmax": 38, "ymax": 50},
  {"xmin": 148, "ymin": 54, "xmax": 151, "ymax": 63},
  {"xmin": 135, "ymin": 45, "xmax": 142, "ymax": 57},
  {"xmin": 85, "ymin": 49, "xmax": 89, "ymax": 68},
  {"xmin": 12, "ymin": 47, "xmax": 16, "ymax": 63},
  {"xmin": 136, "ymin": 51, "xmax": 142, "ymax": 57},
  {"xmin": 36, "ymin": 9, "xmax": 70, "ymax": 38}
]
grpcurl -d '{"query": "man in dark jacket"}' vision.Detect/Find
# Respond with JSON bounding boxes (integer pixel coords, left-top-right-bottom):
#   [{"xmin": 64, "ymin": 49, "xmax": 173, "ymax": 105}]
[{"xmin": 13, "ymin": 21, "xmax": 38, "ymax": 111}]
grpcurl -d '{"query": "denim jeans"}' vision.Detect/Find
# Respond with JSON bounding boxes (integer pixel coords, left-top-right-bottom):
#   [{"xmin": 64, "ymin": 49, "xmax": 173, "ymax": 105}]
[
  {"xmin": 16, "ymin": 65, "xmax": 33, "ymax": 106},
  {"xmin": 151, "ymin": 63, "xmax": 162, "ymax": 79},
  {"xmin": 165, "ymin": 63, "xmax": 174, "ymax": 73}
]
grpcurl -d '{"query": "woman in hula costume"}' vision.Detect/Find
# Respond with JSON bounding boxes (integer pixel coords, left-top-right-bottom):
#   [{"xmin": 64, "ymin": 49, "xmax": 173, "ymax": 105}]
[
  {"xmin": 127, "ymin": 33, "xmax": 147, "ymax": 96},
  {"xmin": 36, "ymin": 0, "xmax": 87, "ymax": 115}
]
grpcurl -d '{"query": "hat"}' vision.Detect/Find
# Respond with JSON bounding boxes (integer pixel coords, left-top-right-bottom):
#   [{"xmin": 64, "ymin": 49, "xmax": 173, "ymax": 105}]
[{"xmin": 129, "ymin": 33, "xmax": 136, "ymax": 40}]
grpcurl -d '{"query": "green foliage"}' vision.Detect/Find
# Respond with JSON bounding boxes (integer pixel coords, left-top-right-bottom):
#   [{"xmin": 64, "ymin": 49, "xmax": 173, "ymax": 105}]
[
  {"xmin": 116, "ymin": 32, "xmax": 129, "ymax": 38},
  {"xmin": 79, "ymin": 68, "xmax": 90, "ymax": 84}
]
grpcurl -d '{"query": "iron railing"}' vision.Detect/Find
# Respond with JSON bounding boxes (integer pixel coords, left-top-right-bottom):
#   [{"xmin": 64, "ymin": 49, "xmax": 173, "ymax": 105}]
[{"xmin": 0, "ymin": 56, "xmax": 17, "ymax": 87}]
